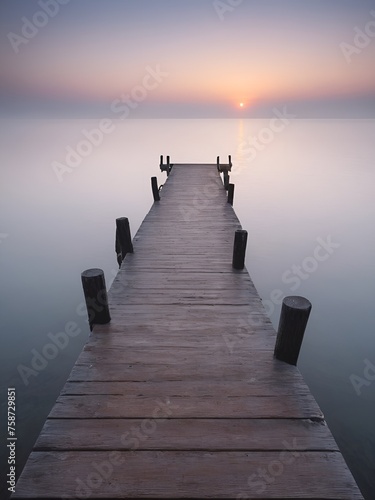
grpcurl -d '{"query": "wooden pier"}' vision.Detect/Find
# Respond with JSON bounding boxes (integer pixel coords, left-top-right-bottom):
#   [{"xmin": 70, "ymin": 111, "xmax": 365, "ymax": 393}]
[{"xmin": 13, "ymin": 163, "xmax": 363, "ymax": 499}]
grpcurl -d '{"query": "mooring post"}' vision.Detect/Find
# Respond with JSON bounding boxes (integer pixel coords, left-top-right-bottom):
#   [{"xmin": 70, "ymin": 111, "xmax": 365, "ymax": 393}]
[
  {"xmin": 217, "ymin": 156, "xmax": 220, "ymax": 171},
  {"xmin": 228, "ymin": 183, "xmax": 235, "ymax": 205},
  {"xmin": 115, "ymin": 217, "xmax": 133, "ymax": 267},
  {"xmin": 167, "ymin": 155, "xmax": 170, "ymax": 176},
  {"xmin": 274, "ymin": 296, "xmax": 312, "ymax": 365},
  {"xmin": 81, "ymin": 269, "xmax": 111, "ymax": 331},
  {"xmin": 232, "ymin": 229, "xmax": 248, "ymax": 270},
  {"xmin": 223, "ymin": 171, "xmax": 230, "ymax": 190},
  {"xmin": 151, "ymin": 176, "xmax": 160, "ymax": 202}
]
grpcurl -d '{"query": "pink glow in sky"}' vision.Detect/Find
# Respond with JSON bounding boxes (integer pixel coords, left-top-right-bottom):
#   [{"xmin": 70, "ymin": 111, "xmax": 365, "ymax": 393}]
[{"xmin": 1, "ymin": 0, "xmax": 374, "ymax": 116}]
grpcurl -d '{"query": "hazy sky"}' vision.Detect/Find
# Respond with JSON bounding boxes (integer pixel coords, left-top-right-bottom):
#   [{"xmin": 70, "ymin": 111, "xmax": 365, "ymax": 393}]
[{"xmin": 1, "ymin": 0, "xmax": 375, "ymax": 117}]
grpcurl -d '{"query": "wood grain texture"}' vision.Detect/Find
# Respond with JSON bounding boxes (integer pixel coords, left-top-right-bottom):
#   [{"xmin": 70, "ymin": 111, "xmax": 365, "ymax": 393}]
[
  {"xmin": 34, "ymin": 418, "xmax": 339, "ymax": 451},
  {"xmin": 13, "ymin": 164, "xmax": 363, "ymax": 499},
  {"xmin": 48, "ymin": 393, "xmax": 322, "ymax": 419},
  {"xmin": 60, "ymin": 380, "xmax": 311, "ymax": 397},
  {"xmin": 13, "ymin": 452, "xmax": 363, "ymax": 499}
]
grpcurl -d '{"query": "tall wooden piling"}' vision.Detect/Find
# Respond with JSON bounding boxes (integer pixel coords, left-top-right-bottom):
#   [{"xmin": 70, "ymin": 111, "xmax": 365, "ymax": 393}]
[
  {"xmin": 228, "ymin": 183, "xmax": 235, "ymax": 205},
  {"xmin": 167, "ymin": 155, "xmax": 171, "ymax": 176},
  {"xmin": 223, "ymin": 171, "xmax": 230, "ymax": 190},
  {"xmin": 115, "ymin": 217, "xmax": 133, "ymax": 267},
  {"xmin": 81, "ymin": 268, "xmax": 111, "ymax": 330},
  {"xmin": 151, "ymin": 176, "xmax": 160, "ymax": 201},
  {"xmin": 274, "ymin": 296, "xmax": 312, "ymax": 365},
  {"xmin": 232, "ymin": 229, "xmax": 248, "ymax": 270}
]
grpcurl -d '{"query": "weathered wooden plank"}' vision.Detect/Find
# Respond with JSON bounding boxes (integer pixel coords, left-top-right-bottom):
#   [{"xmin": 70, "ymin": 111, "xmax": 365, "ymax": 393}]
[
  {"xmin": 67, "ymin": 356, "xmax": 309, "ymax": 383},
  {"xmin": 60, "ymin": 380, "xmax": 311, "ymax": 397},
  {"xmin": 34, "ymin": 418, "xmax": 338, "ymax": 451},
  {"xmin": 86, "ymin": 329, "xmax": 277, "ymax": 351},
  {"xmin": 108, "ymin": 288, "xmax": 260, "ymax": 298},
  {"xmin": 107, "ymin": 302, "xmax": 269, "ymax": 313},
  {"xmin": 77, "ymin": 346, "xmax": 274, "ymax": 365},
  {"xmin": 108, "ymin": 272, "xmax": 255, "ymax": 290},
  {"xmin": 12, "ymin": 451, "xmax": 363, "ymax": 499},
  {"xmin": 102, "ymin": 315, "xmax": 273, "ymax": 330},
  {"xmin": 116, "ymin": 262, "xmax": 242, "ymax": 270},
  {"xmin": 90, "ymin": 321, "xmax": 275, "ymax": 335},
  {"xmin": 105, "ymin": 317, "xmax": 274, "ymax": 331},
  {"xmin": 108, "ymin": 293, "xmax": 259, "ymax": 306},
  {"xmin": 49, "ymin": 393, "xmax": 322, "ymax": 419},
  {"xmin": 68, "ymin": 362, "xmax": 302, "ymax": 383},
  {"xmin": 103, "ymin": 304, "xmax": 274, "ymax": 323}
]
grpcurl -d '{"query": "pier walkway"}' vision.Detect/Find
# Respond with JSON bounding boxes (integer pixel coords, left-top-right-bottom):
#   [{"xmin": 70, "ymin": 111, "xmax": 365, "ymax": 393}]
[{"xmin": 13, "ymin": 163, "xmax": 363, "ymax": 498}]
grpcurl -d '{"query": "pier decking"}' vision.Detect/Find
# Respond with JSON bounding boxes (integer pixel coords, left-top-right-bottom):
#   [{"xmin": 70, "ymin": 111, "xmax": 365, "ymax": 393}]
[{"xmin": 13, "ymin": 164, "xmax": 363, "ymax": 498}]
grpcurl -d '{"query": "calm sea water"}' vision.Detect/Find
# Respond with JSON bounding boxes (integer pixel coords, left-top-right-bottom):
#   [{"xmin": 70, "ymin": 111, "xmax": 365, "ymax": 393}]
[{"xmin": 0, "ymin": 118, "xmax": 374, "ymax": 499}]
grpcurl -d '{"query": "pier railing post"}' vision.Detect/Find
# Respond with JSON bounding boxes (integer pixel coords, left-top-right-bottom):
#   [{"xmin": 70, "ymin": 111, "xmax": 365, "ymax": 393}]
[
  {"xmin": 274, "ymin": 296, "xmax": 312, "ymax": 365},
  {"xmin": 160, "ymin": 155, "xmax": 163, "ymax": 170},
  {"xmin": 217, "ymin": 156, "xmax": 220, "ymax": 171},
  {"xmin": 232, "ymin": 229, "xmax": 248, "ymax": 270},
  {"xmin": 81, "ymin": 269, "xmax": 111, "ymax": 331},
  {"xmin": 167, "ymin": 155, "xmax": 170, "ymax": 176},
  {"xmin": 228, "ymin": 183, "xmax": 235, "ymax": 205},
  {"xmin": 223, "ymin": 171, "xmax": 230, "ymax": 190},
  {"xmin": 151, "ymin": 176, "xmax": 160, "ymax": 202},
  {"xmin": 228, "ymin": 155, "xmax": 232, "ymax": 169},
  {"xmin": 115, "ymin": 217, "xmax": 133, "ymax": 267}
]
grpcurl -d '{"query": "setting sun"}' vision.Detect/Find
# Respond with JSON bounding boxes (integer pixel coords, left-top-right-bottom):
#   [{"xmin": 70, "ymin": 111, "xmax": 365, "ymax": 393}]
[{"xmin": 239, "ymin": 102, "xmax": 244, "ymax": 108}]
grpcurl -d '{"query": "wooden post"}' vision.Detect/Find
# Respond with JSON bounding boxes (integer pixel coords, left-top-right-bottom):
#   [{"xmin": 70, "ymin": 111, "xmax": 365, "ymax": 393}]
[
  {"xmin": 228, "ymin": 183, "xmax": 235, "ymax": 205},
  {"xmin": 115, "ymin": 217, "xmax": 133, "ymax": 267},
  {"xmin": 228, "ymin": 155, "xmax": 232, "ymax": 168},
  {"xmin": 223, "ymin": 171, "xmax": 230, "ymax": 190},
  {"xmin": 232, "ymin": 230, "xmax": 247, "ymax": 270},
  {"xmin": 167, "ymin": 156, "xmax": 170, "ymax": 176},
  {"xmin": 81, "ymin": 269, "xmax": 111, "ymax": 331},
  {"xmin": 151, "ymin": 176, "xmax": 160, "ymax": 202},
  {"xmin": 217, "ymin": 156, "xmax": 220, "ymax": 171},
  {"xmin": 160, "ymin": 155, "xmax": 163, "ymax": 169},
  {"xmin": 274, "ymin": 296, "xmax": 312, "ymax": 365}
]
